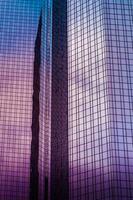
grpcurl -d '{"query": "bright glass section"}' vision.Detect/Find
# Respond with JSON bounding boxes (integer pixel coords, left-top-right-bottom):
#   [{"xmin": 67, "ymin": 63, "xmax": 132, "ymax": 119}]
[{"xmin": 68, "ymin": 0, "xmax": 133, "ymax": 199}]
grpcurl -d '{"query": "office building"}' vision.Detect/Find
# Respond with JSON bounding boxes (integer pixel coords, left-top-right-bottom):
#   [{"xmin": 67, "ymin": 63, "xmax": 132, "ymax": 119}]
[
  {"xmin": 68, "ymin": 0, "xmax": 133, "ymax": 199},
  {"xmin": 0, "ymin": 1, "xmax": 42, "ymax": 199},
  {"xmin": 0, "ymin": 0, "xmax": 133, "ymax": 200}
]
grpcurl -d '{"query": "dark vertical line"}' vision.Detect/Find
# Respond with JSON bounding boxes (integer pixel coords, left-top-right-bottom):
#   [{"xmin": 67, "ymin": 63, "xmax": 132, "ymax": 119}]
[
  {"xmin": 44, "ymin": 177, "xmax": 48, "ymax": 200},
  {"xmin": 30, "ymin": 14, "xmax": 42, "ymax": 200},
  {"xmin": 51, "ymin": 0, "xmax": 69, "ymax": 199}
]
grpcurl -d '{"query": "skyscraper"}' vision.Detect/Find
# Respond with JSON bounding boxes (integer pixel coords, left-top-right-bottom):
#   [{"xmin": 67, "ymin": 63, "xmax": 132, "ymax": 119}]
[
  {"xmin": 0, "ymin": 0, "xmax": 53, "ymax": 200},
  {"xmin": 0, "ymin": 0, "xmax": 133, "ymax": 200},
  {"xmin": 68, "ymin": 0, "xmax": 133, "ymax": 199},
  {"xmin": 38, "ymin": 1, "xmax": 52, "ymax": 200},
  {"xmin": 0, "ymin": 1, "xmax": 42, "ymax": 199},
  {"xmin": 51, "ymin": 0, "xmax": 68, "ymax": 199}
]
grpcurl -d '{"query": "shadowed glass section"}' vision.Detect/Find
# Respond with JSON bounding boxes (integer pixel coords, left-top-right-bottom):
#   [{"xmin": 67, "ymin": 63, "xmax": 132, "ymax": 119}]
[
  {"xmin": 30, "ymin": 13, "xmax": 42, "ymax": 200},
  {"xmin": 38, "ymin": 1, "xmax": 52, "ymax": 200},
  {"xmin": 51, "ymin": 0, "xmax": 69, "ymax": 199}
]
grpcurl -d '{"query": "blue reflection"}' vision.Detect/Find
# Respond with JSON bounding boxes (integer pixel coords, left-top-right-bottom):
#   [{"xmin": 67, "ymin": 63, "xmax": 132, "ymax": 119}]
[{"xmin": 0, "ymin": 0, "xmax": 42, "ymax": 54}]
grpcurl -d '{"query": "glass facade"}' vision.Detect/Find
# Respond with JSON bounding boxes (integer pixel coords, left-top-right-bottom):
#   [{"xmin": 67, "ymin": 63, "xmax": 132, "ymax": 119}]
[
  {"xmin": 38, "ymin": 0, "xmax": 52, "ymax": 200},
  {"xmin": 0, "ymin": 0, "xmax": 133, "ymax": 200},
  {"xmin": 0, "ymin": 1, "xmax": 41, "ymax": 199},
  {"xmin": 51, "ymin": 0, "xmax": 69, "ymax": 199},
  {"xmin": 68, "ymin": 0, "xmax": 133, "ymax": 199},
  {"xmin": 105, "ymin": 1, "xmax": 133, "ymax": 199}
]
